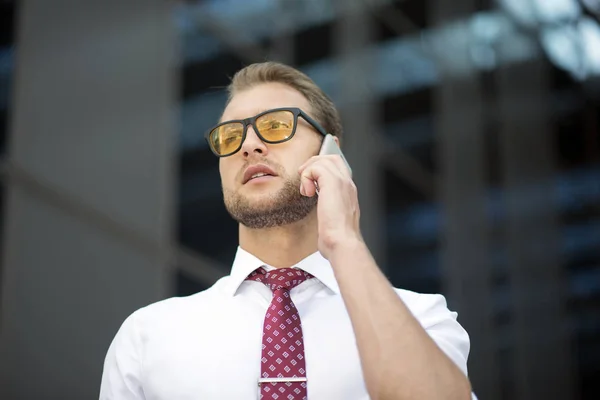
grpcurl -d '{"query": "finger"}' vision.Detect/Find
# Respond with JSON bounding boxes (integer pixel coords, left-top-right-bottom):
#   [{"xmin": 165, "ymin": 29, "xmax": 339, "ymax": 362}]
[
  {"xmin": 328, "ymin": 154, "xmax": 352, "ymax": 179},
  {"xmin": 299, "ymin": 155, "xmax": 346, "ymax": 177},
  {"xmin": 300, "ymin": 162, "xmax": 344, "ymax": 197},
  {"xmin": 300, "ymin": 173, "xmax": 317, "ymax": 197},
  {"xmin": 298, "ymin": 155, "xmax": 319, "ymax": 175}
]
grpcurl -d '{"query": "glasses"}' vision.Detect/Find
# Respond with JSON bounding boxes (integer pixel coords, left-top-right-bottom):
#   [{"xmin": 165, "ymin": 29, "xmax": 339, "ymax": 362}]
[{"xmin": 204, "ymin": 107, "xmax": 327, "ymax": 157}]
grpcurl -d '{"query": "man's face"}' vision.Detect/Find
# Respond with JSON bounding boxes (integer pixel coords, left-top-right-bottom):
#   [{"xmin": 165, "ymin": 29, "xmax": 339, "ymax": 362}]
[{"xmin": 218, "ymin": 82, "xmax": 322, "ymax": 229}]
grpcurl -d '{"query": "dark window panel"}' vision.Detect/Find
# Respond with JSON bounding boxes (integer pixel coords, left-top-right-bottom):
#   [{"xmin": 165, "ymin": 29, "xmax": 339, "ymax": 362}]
[
  {"xmin": 0, "ymin": 2, "xmax": 15, "ymax": 48},
  {"xmin": 175, "ymin": 268, "xmax": 211, "ymax": 297},
  {"xmin": 294, "ymin": 23, "xmax": 332, "ymax": 66}
]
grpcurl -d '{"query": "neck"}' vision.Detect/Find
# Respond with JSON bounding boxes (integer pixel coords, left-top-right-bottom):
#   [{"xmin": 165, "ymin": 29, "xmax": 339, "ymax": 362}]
[{"xmin": 239, "ymin": 209, "xmax": 319, "ymax": 268}]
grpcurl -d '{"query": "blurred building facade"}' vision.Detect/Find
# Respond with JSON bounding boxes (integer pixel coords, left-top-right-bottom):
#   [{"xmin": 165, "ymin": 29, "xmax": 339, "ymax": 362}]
[{"xmin": 0, "ymin": 0, "xmax": 599, "ymax": 399}]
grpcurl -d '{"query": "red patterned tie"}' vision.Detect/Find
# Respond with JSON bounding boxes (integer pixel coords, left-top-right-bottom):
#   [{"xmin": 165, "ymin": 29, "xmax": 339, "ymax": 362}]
[{"xmin": 247, "ymin": 267, "xmax": 313, "ymax": 400}]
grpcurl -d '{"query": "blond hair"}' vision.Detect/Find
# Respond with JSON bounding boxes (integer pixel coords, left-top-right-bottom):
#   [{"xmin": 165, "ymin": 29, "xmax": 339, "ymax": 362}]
[{"xmin": 226, "ymin": 61, "xmax": 343, "ymax": 142}]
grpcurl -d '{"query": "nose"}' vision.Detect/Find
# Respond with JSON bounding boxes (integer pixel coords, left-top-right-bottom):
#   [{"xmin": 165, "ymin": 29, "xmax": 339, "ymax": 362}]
[{"xmin": 240, "ymin": 125, "xmax": 268, "ymax": 157}]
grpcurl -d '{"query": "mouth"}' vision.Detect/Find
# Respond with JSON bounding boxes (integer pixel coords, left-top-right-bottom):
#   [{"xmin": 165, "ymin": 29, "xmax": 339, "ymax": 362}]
[{"xmin": 242, "ymin": 164, "xmax": 278, "ymax": 184}]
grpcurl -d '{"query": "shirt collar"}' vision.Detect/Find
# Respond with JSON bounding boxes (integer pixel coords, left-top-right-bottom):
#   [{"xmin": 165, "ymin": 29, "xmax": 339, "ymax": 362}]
[{"xmin": 226, "ymin": 246, "xmax": 340, "ymax": 296}]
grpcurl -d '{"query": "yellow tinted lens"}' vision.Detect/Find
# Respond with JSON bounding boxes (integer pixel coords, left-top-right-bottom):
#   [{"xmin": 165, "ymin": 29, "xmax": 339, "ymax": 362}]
[
  {"xmin": 256, "ymin": 110, "xmax": 294, "ymax": 141},
  {"xmin": 210, "ymin": 122, "xmax": 244, "ymax": 155}
]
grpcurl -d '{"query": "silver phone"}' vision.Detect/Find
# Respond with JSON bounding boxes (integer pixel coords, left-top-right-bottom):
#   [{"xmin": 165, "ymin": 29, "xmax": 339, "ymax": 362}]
[{"xmin": 318, "ymin": 134, "xmax": 352, "ymax": 177}]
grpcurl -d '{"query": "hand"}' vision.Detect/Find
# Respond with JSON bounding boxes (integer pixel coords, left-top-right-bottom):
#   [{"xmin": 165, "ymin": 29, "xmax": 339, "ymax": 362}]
[{"xmin": 298, "ymin": 154, "xmax": 363, "ymax": 259}]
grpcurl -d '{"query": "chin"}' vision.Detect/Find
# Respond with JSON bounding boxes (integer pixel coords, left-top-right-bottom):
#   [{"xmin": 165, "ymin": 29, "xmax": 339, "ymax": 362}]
[
  {"xmin": 240, "ymin": 191, "xmax": 280, "ymax": 207},
  {"xmin": 223, "ymin": 177, "xmax": 317, "ymax": 229},
  {"xmin": 240, "ymin": 181, "xmax": 282, "ymax": 195}
]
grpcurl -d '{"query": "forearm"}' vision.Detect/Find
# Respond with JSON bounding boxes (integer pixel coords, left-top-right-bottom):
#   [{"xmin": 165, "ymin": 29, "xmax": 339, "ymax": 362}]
[{"xmin": 329, "ymin": 238, "xmax": 471, "ymax": 400}]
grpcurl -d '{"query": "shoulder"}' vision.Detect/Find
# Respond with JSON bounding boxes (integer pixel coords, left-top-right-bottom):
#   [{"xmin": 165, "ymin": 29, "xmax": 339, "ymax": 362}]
[
  {"xmin": 393, "ymin": 288, "xmax": 458, "ymax": 324},
  {"xmin": 134, "ymin": 276, "xmax": 229, "ymax": 325},
  {"xmin": 115, "ymin": 275, "xmax": 230, "ymax": 337},
  {"xmin": 392, "ymin": 287, "xmax": 465, "ymax": 336},
  {"xmin": 393, "ymin": 287, "xmax": 472, "ymax": 376},
  {"xmin": 100, "ymin": 278, "xmax": 230, "ymax": 397}
]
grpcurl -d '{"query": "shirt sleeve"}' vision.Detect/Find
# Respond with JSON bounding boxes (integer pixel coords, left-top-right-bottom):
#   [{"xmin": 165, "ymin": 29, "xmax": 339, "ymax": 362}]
[
  {"xmin": 397, "ymin": 290, "xmax": 478, "ymax": 399},
  {"xmin": 99, "ymin": 311, "xmax": 146, "ymax": 400}
]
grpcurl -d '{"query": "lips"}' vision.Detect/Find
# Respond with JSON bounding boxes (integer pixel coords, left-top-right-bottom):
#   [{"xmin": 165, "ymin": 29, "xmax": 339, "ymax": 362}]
[{"xmin": 242, "ymin": 164, "xmax": 278, "ymax": 184}]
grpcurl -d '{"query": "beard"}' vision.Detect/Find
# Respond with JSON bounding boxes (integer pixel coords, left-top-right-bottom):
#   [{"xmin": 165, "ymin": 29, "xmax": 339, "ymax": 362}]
[{"xmin": 223, "ymin": 173, "xmax": 318, "ymax": 229}]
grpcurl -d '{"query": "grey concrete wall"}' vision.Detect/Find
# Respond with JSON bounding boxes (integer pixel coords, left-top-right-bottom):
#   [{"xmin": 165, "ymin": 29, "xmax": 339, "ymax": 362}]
[{"xmin": 0, "ymin": 1, "xmax": 178, "ymax": 398}]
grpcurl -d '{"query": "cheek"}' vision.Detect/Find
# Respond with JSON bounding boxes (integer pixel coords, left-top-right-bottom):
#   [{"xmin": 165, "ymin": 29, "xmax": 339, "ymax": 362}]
[
  {"xmin": 295, "ymin": 141, "xmax": 320, "ymax": 165},
  {"xmin": 282, "ymin": 153, "xmax": 309, "ymax": 179},
  {"xmin": 219, "ymin": 160, "xmax": 237, "ymax": 187}
]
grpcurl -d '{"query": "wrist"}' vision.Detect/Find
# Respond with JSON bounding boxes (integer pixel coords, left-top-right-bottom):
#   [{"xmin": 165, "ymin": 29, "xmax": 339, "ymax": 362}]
[{"xmin": 328, "ymin": 235, "xmax": 368, "ymax": 266}]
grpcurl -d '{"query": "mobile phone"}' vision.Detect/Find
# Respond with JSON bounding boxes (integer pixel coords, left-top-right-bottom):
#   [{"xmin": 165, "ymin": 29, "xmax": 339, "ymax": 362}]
[{"xmin": 318, "ymin": 134, "xmax": 352, "ymax": 177}]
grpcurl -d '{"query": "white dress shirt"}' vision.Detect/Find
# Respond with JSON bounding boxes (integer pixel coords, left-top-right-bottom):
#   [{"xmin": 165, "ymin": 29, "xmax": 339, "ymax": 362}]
[{"xmin": 100, "ymin": 247, "xmax": 474, "ymax": 399}]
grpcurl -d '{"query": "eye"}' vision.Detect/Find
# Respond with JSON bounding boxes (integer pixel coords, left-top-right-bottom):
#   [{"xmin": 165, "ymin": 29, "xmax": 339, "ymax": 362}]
[
  {"xmin": 269, "ymin": 120, "xmax": 291, "ymax": 129},
  {"xmin": 221, "ymin": 125, "xmax": 243, "ymax": 138}
]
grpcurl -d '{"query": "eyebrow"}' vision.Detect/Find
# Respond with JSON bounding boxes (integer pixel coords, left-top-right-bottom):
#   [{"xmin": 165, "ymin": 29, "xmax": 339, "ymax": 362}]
[{"xmin": 218, "ymin": 108, "xmax": 276, "ymax": 124}]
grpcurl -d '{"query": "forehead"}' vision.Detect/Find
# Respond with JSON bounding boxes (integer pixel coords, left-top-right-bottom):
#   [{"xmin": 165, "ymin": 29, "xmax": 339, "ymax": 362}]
[{"xmin": 221, "ymin": 82, "xmax": 312, "ymax": 121}]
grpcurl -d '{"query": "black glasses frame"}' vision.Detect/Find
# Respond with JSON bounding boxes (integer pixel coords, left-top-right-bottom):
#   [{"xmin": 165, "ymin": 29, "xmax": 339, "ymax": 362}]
[{"xmin": 204, "ymin": 107, "xmax": 328, "ymax": 157}]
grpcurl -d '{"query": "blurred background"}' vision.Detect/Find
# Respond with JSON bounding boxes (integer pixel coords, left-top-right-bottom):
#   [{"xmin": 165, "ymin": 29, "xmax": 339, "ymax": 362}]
[{"xmin": 0, "ymin": 0, "xmax": 599, "ymax": 399}]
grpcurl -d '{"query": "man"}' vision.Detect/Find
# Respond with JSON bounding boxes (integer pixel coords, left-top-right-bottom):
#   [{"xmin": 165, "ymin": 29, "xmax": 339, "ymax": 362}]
[{"xmin": 100, "ymin": 61, "xmax": 475, "ymax": 399}]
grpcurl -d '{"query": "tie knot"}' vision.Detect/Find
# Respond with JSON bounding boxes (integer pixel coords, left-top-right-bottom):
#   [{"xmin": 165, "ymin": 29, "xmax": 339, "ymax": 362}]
[{"xmin": 247, "ymin": 267, "xmax": 313, "ymax": 292}]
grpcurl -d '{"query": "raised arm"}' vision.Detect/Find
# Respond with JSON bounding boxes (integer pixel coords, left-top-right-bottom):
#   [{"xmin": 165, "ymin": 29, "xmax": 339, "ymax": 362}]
[{"xmin": 299, "ymin": 154, "xmax": 473, "ymax": 400}]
